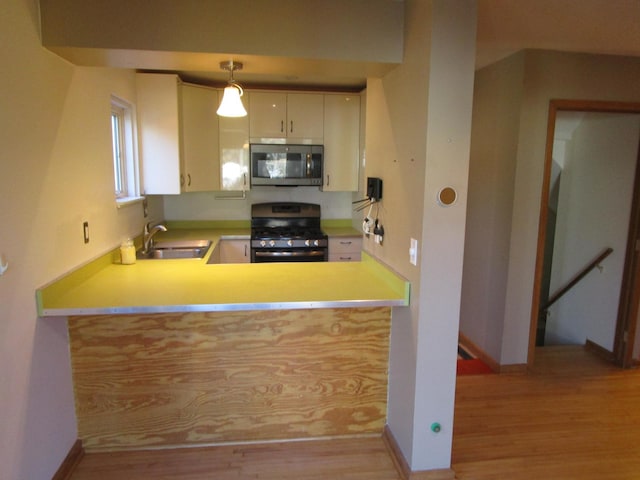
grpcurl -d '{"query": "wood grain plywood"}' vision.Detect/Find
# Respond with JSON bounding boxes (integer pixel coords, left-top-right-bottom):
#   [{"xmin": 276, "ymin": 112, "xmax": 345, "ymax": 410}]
[{"xmin": 69, "ymin": 307, "xmax": 391, "ymax": 451}]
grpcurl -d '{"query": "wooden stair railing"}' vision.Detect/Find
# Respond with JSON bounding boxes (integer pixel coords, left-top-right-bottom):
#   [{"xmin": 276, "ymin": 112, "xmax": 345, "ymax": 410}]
[{"xmin": 542, "ymin": 247, "xmax": 613, "ymax": 311}]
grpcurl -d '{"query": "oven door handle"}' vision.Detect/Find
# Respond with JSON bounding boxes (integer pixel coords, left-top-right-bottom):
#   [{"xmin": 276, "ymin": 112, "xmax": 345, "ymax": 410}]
[{"xmin": 254, "ymin": 250, "xmax": 326, "ymax": 258}]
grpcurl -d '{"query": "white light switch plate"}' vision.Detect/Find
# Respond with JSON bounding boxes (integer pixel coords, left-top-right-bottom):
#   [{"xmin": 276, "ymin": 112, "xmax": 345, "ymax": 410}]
[
  {"xmin": 0, "ymin": 254, "xmax": 8, "ymax": 275},
  {"xmin": 409, "ymin": 238, "xmax": 418, "ymax": 266}
]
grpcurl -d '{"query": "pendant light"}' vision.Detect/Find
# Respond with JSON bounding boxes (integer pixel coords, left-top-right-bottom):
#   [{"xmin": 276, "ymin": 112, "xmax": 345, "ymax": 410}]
[{"xmin": 217, "ymin": 60, "xmax": 247, "ymax": 117}]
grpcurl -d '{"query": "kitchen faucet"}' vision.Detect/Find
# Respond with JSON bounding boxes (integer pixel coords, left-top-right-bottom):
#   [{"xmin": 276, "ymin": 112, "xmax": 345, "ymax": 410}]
[{"xmin": 142, "ymin": 222, "xmax": 168, "ymax": 253}]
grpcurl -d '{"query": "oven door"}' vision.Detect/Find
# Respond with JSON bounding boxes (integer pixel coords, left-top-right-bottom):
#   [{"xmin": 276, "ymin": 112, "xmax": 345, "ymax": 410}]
[{"xmin": 252, "ymin": 248, "xmax": 327, "ymax": 263}]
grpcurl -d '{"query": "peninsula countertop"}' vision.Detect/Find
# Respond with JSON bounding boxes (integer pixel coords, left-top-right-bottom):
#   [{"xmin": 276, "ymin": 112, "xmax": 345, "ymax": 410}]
[{"xmin": 37, "ymin": 227, "xmax": 410, "ymax": 316}]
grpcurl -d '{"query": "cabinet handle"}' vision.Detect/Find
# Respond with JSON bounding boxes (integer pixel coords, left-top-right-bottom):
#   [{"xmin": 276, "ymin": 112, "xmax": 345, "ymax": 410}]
[
  {"xmin": 244, "ymin": 244, "xmax": 247, "ymax": 257},
  {"xmin": 340, "ymin": 241, "xmax": 353, "ymax": 245},
  {"xmin": 242, "ymin": 173, "xmax": 247, "ymax": 187},
  {"xmin": 280, "ymin": 120, "xmax": 284, "ymax": 133},
  {"xmin": 187, "ymin": 174, "xmax": 191, "ymax": 186},
  {"xmin": 326, "ymin": 174, "xmax": 330, "ymax": 186},
  {"xmin": 180, "ymin": 174, "xmax": 185, "ymax": 186},
  {"xmin": 290, "ymin": 120, "xmax": 294, "ymax": 133}
]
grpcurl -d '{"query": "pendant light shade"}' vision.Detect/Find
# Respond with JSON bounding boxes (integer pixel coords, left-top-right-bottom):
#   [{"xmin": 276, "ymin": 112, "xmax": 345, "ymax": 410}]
[{"xmin": 217, "ymin": 61, "xmax": 247, "ymax": 117}]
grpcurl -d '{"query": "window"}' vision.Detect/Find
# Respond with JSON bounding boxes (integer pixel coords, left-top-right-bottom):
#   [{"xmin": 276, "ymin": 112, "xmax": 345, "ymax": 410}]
[{"xmin": 110, "ymin": 96, "xmax": 141, "ymax": 205}]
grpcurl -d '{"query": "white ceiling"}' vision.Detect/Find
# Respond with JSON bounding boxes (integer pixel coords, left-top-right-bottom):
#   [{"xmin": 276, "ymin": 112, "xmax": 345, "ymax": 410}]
[{"xmin": 476, "ymin": 0, "xmax": 640, "ymax": 69}]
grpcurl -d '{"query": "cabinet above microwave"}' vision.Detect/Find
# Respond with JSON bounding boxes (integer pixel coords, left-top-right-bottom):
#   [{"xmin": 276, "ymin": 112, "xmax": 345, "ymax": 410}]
[{"xmin": 249, "ymin": 92, "xmax": 324, "ymax": 144}]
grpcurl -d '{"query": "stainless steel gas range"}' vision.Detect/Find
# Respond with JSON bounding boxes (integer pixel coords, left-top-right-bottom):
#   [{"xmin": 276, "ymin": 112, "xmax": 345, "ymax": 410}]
[{"xmin": 250, "ymin": 202, "xmax": 328, "ymax": 262}]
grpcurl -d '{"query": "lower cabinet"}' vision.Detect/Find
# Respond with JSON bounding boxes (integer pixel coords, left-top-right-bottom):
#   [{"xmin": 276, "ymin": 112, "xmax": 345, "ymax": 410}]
[
  {"xmin": 209, "ymin": 239, "xmax": 250, "ymax": 264},
  {"xmin": 329, "ymin": 236, "xmax": 362, "ymax": 262}
]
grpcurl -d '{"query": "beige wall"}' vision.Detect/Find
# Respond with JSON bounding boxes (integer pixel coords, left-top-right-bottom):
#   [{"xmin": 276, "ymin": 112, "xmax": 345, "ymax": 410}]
[
  {"xmin": 461, "ymin": 50, "xmax": 640, "ymax": 366},
  {"xmin": 0, "ymin": 1, "xmax": 157, "ymax": 478},
  {"xmin": 42, "ymin": 0, "xmax": 403, "ymax": 62},
  {"xmin": 460, "ymin": 52, "xmax": 524, "ymax": 362},
  {"xmin": 40, "ymin": 0, "xmax": 403, "ymax": 70},
  {"xmin": 364, "ymin": 0, "xmax": 476, "ymax": 471}
]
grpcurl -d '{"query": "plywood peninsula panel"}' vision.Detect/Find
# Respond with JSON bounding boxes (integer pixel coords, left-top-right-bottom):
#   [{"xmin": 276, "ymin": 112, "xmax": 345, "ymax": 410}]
[{"xmin": 69, "ymin": 307, "xmax": 391, "ymax": 451}]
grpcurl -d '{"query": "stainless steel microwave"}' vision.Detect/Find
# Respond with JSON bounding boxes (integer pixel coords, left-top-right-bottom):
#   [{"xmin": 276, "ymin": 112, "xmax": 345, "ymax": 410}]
[{"xmin": 250, "ymin": 144, "xmax": 323, "ymax": 186}]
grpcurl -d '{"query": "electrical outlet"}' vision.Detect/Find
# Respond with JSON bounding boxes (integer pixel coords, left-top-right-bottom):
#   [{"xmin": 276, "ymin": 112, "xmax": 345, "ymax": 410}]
[
  {"xmin": 409, "ymin": 238, "xmax": 418, "ymax": 265},
  {"xmin": 83, "ymin": 221, "xmax": 90, "ymax": 244}
]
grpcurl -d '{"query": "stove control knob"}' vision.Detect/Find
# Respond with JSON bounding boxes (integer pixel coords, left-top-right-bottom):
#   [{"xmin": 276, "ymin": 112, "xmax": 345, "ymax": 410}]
[
  {"xmin": 313, "ymin": 239, "xmax": 319, "ymax": 247},
  {"xmin": 305, "ymin": 240, "xmax": 310, "ymax": 247},
  {"xmin": 260, "ymin": 240, "xmax": 266, "ymax": 247},
  {"xmin": 269, "ymin": 240, "xmax": 276, "ymax": 247},
  {"xmin": 287, "ymin": 240, "xmax": 293, "ymax": 247}
]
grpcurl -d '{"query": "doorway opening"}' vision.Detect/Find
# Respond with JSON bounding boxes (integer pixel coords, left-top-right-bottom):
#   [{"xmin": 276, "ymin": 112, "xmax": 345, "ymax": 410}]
[{"xmin": 529, "ymin": 100, "xmax": 640, "ymax": 368}]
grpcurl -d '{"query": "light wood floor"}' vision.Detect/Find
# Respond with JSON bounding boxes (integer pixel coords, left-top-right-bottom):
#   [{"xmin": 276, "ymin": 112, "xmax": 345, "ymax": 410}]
[
  {"xmin": 68, "ymin": 436, "xmax": 402, "ymax": 480},
  {"xmin": 452, "ymin": 346, "xmax": 640, "ymax": 480},
  {"xmin": 69, "ymin": 346, "xmax": 640, "ymax": 479}
]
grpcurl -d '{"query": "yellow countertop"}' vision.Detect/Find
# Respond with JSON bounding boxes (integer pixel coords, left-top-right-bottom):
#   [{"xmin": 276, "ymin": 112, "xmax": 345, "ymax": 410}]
[{"xmin": 37, "ymin": 227, "xmax": 409, "ymax": 316}]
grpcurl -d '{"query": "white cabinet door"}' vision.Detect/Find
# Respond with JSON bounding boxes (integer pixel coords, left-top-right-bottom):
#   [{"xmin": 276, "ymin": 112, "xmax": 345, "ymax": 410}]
[
  {"xmin": 249, "ymin": 92, "xmax": 323, "ymax": 143},
  {"xmin": 286, "ymin": 93, "xmax": 324, "ymax": 143},
  {"xmin": 137, "ymin": 73, "xmax": 183, "ymax": 194},
  {"xmin": 220, "ymin": 239, "xmax": 250, "ymax": 263},
  {"xmin": 249, "ymin": 92, "xmax": 287, "ymax": 139},
  {"xmin": 322, "ymin": 94, "xmax": 360, "ymax": 192},
  {"xmin": 329, "ymin": 236, "xmax": 363, "ymax": 262},
  {"xmin": 137, "ymin": 74, "xmax": 222, "ymax": 194},
  {"xmin": 219, "ymin": 99, "xmax": 250, "ymax": 192},
  {"xmin": 181, "ymin": 84, "xmax": 220, "ymax": 192}
]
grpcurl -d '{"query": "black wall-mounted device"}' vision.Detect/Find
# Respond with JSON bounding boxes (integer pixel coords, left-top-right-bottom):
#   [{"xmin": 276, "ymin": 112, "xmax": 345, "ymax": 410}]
[{"xmin": 367, "ymin": 177, "xmax": 383, "ymax": 202}]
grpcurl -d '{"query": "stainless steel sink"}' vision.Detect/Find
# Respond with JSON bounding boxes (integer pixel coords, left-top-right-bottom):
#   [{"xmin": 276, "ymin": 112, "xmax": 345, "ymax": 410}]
[{"xmin": 136, "ymin": 240, "xmax": 212, "ymax": 260}]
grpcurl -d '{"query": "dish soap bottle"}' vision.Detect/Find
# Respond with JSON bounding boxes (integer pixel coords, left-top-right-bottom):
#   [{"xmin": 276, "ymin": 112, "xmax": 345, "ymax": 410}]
[{"xmin": 120, "ymin": 238, "xmax": 136, "ymax": 265}]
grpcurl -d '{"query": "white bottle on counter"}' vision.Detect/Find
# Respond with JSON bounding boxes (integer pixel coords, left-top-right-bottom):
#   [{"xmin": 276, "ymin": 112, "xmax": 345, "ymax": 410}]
[{"xmin": 120, "ymin": 239, "xmax": 136, "ymax": 265}]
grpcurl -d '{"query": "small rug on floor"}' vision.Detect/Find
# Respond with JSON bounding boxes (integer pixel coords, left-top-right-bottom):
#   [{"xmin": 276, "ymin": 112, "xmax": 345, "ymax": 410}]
[
  {"xmin": 457, "ymin": 344, "xmax": 494, "ymax": 375},
  {"xmin": 457, "ymin": 358, "xmax": 494, "ymax": 375}
]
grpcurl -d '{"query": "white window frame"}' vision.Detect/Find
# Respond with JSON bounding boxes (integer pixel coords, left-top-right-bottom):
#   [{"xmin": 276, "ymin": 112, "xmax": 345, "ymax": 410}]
[{"xmin": 110, "ymin": 95, "xmax": 142, "ymax": 207}]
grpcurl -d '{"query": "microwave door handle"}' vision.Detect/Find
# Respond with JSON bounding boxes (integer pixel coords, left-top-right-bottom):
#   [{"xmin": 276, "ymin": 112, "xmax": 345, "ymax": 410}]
[{"xmin": 306, "ymin": 153, "xmax": 312, "ymax": 177}]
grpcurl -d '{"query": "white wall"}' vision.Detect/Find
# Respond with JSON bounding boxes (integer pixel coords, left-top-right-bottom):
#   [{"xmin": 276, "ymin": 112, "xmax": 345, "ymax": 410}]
[
  {"xmin": 0, "ymin": 1, "xmax": 155, "ymax": 478},
  {"xmin": 163, "ymin": 189, "xmax": 353, "ymax": 221},
  {"xmin": 548, "ymin": 113, "xmax": 640, "ymax": 348},
  {"xmin": 365, "ymin": 0, "xmax": 476, "ymax": 471}
]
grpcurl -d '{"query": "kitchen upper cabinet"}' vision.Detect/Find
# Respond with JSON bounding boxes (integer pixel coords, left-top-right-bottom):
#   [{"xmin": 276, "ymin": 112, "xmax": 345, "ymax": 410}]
[
  {"xmin": 219, "ymin": 102, "xmax": 250, "ymax": 192},
  {"xmin": 136, "ymin": 73, "xmax": 220, "ymax": 194},
  {"xmin": 181, "ymin": 84, "xmax": 220, "ymax": 192},
  {"xmin": 322, "ymin": 94, "xmax": 360, "ymax": 192},
  {"xmin": 137, "ymin": 73, "xmax": 183, "ymax": 194},
  {"xmin": 249, "ymin": 92, "xmax": 323, "ymax": 143}
]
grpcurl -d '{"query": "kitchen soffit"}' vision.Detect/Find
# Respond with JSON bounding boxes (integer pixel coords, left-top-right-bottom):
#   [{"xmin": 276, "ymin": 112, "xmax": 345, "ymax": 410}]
[
  {"xmin": 39, "ymin": 0, "xmax": 405, "ymax": 91},
  {"xmin": 39, "ymin": 0, "xmax": 640, "ymax": 89}
]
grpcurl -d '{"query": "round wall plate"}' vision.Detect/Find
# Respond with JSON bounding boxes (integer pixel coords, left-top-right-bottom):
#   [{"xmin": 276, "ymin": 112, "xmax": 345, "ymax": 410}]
[{"xmin": 437, "ymin": 186, "xmax": 457, "ymax": 207}]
